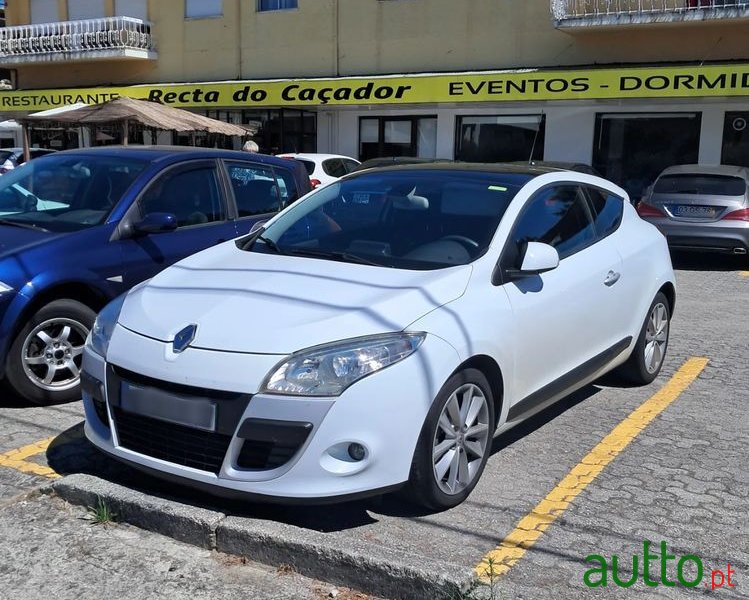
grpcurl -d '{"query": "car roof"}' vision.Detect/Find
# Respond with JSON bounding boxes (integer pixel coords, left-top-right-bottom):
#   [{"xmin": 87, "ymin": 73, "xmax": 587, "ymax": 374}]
[
  {"xmin": 47, "ymin": 145, "xmax": 302, "ymax": 170},
  {"xmin": 351, "ymin": 161, "xmax": 566, "ymax": 177},
  {"xmin": 277, "ymin": 153, "xmax": 359, "ymax": 162},
  {"xmin": 657, "ymin": 164, "xmax": 749, "ymax": 179}
]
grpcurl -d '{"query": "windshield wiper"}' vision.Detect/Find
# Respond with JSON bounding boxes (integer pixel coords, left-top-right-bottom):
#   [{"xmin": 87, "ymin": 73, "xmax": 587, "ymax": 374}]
[
  {"xmin": 285, "ymin": 247, "xmax": 383, "ymax": 266},
  {"xmin": 0, "ymin": 219, "xmax": 50, "ymax": 232},
  {"xmin": 256, "ymin": 235, "xmax": 284, "ymax": 254}
]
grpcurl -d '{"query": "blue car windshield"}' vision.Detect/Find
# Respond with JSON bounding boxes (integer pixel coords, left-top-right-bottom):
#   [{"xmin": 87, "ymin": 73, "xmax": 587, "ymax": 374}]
[
  {"xmin": 249, "ymin": 169, "xmax": 531, "ymax": 270},
  {"xmin": 0, "ymin": 154, "xmax": 148, "ymax": 232}
]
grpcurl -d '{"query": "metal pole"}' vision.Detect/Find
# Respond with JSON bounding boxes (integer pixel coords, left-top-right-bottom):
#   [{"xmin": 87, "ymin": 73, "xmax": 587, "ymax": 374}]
[
  {"xmin": 22, "ymin": 121, "xmax": 31, "ymax": 162},
  {"xmin": 122, "ymin": 119, "xmax": 129, "ymax": 145}
]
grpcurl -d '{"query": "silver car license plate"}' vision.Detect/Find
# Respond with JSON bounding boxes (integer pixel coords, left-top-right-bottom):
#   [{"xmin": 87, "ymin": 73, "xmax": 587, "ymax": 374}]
[{"xmin": 673, "ymin": 205, "xmax": 718, "ymax": 218}]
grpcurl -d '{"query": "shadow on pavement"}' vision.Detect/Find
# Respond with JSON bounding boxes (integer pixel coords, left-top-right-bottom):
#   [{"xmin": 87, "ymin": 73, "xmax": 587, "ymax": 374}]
[{"xmin": 45, "ymin": 381, "xmax": 610, "ymax": 530}]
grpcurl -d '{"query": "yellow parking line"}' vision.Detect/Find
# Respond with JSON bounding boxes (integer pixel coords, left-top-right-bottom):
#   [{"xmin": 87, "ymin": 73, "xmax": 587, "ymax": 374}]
[
  {"xmin": 475, "ymin": 356, "xmax": 709, "ymax": 581},
  {"xmin": 0, "ymin": 437, "xmax": 60, "ymax": 479}
]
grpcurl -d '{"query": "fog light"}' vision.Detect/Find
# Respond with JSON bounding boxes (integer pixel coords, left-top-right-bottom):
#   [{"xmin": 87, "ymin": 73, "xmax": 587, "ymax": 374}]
[{"xmin": 347, "ymin": 443, "xmax": 366, "ymax": 461}]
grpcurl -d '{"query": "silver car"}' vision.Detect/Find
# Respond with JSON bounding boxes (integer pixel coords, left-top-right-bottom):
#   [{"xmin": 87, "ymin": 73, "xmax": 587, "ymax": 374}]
[{"xmin": 637, "ymin": 164, "xmax": 749, "ymax": 256}]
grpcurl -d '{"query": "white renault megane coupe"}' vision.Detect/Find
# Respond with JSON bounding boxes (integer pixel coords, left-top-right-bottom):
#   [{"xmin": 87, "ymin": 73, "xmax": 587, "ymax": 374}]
[{"xmin": 82, "ymin": 164, "xmax": 675, "ymax": 510}]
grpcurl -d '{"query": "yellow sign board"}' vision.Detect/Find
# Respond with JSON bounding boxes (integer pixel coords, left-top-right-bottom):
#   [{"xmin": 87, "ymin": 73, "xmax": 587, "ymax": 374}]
[{"xmin": 2, "ymin": 64, "xmax": 749, "ymax": 112}]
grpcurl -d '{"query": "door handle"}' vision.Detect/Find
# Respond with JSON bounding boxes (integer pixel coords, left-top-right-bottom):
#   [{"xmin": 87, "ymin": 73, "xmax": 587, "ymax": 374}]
[{"xmin": 604, "ymin": 270, "xmax": 620, "ymax": 287}]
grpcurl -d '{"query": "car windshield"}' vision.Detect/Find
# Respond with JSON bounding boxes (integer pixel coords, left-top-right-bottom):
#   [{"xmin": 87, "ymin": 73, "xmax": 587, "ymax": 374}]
[
  {"xmin": 653, "ymin": 174, "xmax": 746, "ymax": 196},
  {"xmin": 0, "ymin": 154, "xmax": 148, "ymax": 232},
  {"xmin": 247, "ymin": 169, "xmax": 530, "ymax": 270}
]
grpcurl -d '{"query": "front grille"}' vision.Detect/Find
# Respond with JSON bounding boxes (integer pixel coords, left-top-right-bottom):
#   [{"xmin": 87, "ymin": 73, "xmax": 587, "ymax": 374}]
[{"xmin": 113, "ymin": 407, "xmax": 232, "ymax": 474}]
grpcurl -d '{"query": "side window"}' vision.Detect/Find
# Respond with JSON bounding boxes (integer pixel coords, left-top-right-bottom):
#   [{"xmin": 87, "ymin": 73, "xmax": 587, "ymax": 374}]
[
  {"xmin": 322, "ymin": 158, "xmax": 346, "ymax": 178},
  {"xmin": 511, "ymin": 185, "xmax": 596, "ymax": 261},
  {"xmin": 585, "ymin": 186, "xmax": 623, "ymax": 239},
  {"xmin": 140, "ymin": 166, "xmax": 225, "ymax": 227},
  {"xmin": 342, "ymin": 159, "xmax": 360, "ymax": 174},
  {"xmin": 274, "ymin": 168, "xmax": 301, "ymax": 205},
  {"xmin": 226, "ymin": 162, "xmax": 281, "ymax": 217}
]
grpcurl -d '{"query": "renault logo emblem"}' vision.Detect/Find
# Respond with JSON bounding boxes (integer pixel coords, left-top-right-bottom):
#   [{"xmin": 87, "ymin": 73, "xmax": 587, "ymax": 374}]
[{"xmin": 172, "ymin": 324, "xmax": 197, "ymax": 353}]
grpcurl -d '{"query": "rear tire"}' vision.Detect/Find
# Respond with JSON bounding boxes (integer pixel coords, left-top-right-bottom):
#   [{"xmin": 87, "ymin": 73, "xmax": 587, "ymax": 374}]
[
  {"xmin": 403, "ymin": 368, "xmax": 495, "ymax": 511},
  {"xmin": 618, "ymin": 292, "xmax": 670, "ymax": 385},
  {"xmin": 5, "ymin": 299, "xmax": 95, "ymax": 405}
]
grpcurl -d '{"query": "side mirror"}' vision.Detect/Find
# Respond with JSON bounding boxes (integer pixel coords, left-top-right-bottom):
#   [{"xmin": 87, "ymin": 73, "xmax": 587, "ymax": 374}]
[
  {"xmin": 519, "ymin": 242, "xmax": 559, "ymax": 275},
  {"xmin": 249, "ymin": 219, "xmax": 268, "ymax": 235},
  {"xmin": 132, "ymin": 212, "xmax": 178, "ymax": 235}
]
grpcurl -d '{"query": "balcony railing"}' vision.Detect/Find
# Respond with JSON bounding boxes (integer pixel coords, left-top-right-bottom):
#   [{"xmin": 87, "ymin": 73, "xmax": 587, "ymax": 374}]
[
  {"xmin": 552, "ymin": 1, "xmax": 749, "ymax": 27},
  {"xmin": 0, "ymin": 16, "xmax": 156, "ymax": 65}
]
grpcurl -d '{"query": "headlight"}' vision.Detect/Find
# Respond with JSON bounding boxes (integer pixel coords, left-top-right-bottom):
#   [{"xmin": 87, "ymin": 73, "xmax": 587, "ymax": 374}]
[
  {"xmin": 88, "ymin": 294, "xmax": 127, "ymax": 358},
  {"xmin": 261, "ymin": 332, "xmax": 426, "ymax": 396},
  {"xmin": 0, "ymin": 281, "xmax": 13, "ymax": 294}
]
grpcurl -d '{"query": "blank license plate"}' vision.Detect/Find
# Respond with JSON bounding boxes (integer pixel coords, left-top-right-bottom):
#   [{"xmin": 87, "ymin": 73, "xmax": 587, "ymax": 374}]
[{"xmin": 120, "ymin": 382, "xmax": 216, "ymax": 431}]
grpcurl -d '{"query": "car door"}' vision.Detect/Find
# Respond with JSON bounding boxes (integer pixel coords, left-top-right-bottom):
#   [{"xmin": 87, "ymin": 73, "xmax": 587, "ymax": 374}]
[
  {"xmin": 118, "ymin": 159, "xmax": 237, "ymax": 287},
  {"xmin": 499, "ymin": 183, "xmax": 626, "ymax": 417},
  {"xmin": 222, "ymin": 161, "xmax": 287, "ymax": 237}
]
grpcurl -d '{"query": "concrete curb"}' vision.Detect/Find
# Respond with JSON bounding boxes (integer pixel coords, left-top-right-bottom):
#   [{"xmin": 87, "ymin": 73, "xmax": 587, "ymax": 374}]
[
  {"xmin": 46, "ymin": 474, "xmax": 225, "ymax": 549},
  {"xmin": 46, "ymin": 474, "xmax": 473, "ymax": 600}
]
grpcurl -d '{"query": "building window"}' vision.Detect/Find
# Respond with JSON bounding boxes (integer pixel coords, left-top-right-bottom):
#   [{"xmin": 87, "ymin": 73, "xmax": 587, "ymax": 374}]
[
  {"xmin": 67, "ymin": 0, "xmax": 106, "ymax": 20},
  {"xmin": 722, "ymin": 112, "xmax": 749, "ymax": 167},
  {"xmin": 359, "ymin": 116, "xmax": 437, "ymax": 162},
  {"xmin": 593, "ymin": 112, "xmax": 701, "ymax": 203},
  {"xmin": 202, "ymin": 109, "xmax": 316, "ymax": 153},
  {"xmin": 185, "ymin": 0, "xmax": 222, "ymax": 19},
  {"xmin": 115, "ymin": 0, "xmax": 147, "ymax": 20},
  {"xmin": 30, "ymin": 0, "xmax": 59, "ymax": 24},
  {"xmin": 455, "ymin": 115, "xmax": 544, "ymax": 163},
  {"xmin": 257, "ymin": 0, "xmax": 298, "ymax": 12}
]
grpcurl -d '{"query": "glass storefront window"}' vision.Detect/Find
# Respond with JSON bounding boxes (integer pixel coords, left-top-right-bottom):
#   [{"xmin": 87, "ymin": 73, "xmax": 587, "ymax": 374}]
[
  {"xmin": 455, "ymin": 115, "xmax": 545, "ymax": 163},
  {"xmin": 593, "ymin": 113, "xmax": 701, "ymax": 203},
  {"xmin": 722, "ymin": 112, "xmax": 749, "ymax": 167},
  {"xmin": 358, "ymin": 116, "xmax": 437, "ymax": 161}
]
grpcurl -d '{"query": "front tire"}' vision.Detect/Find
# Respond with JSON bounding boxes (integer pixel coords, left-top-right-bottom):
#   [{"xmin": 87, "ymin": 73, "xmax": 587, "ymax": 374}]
[
  {"xmin": 404, "ymin": 368, "xmax": 495, "ymax": 511},
  {"xmin": 5, "ymin": 299, "xmax": 95, "ymax": 405},
  {"xmin": 618, "ymin": 292, "xmax": 670, "ymax": 385}
]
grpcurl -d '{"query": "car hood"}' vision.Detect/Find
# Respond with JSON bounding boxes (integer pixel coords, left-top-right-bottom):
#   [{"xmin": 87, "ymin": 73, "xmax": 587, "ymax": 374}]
[
  {"xmin": 0, "ymin": 224, "xmax": 56, "ymax": 257},
  {"xmin": 118, "ymin": 244, "xmax": 472, "ymax": 354}
]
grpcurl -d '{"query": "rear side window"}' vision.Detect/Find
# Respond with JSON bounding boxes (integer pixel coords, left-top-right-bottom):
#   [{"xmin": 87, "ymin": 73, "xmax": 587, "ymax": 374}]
[
  {"xmin": 274, "ymin": 167, "xmax": 302, "ymax": 205},
  {"xmin": 585, "ymin": 186, "xmax": 623, "ymax": 238},
  {"xmin": 226, "ymin": 162, "xmax": 281, "ymax": 217},
  {"xmin": 653, "ymin": 174, "xmax": 746, "ymax": 196},
  {"xmin": 511, "ymin": 185, "xmax": 596, "ymax": 261},
  {"xmin": 323, "ymin": 158, "xmax": 346, "ymax": 178},
  {"xmin": 342, "ymin": 159, "xmax": 360, "ymax": 174}
]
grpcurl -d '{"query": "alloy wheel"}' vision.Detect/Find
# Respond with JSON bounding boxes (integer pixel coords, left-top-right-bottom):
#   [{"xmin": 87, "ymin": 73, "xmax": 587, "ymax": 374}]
[
  {"xmin": 21, "ymin": 317, "xmax": 88, "ymax": 391},
  {"xmin": 644, "ymin": 303, "xmax": 669, "ymax": 374},
  {"xmin": 432, "ymin": 383, "xmax": 491, "ymax": 495}
]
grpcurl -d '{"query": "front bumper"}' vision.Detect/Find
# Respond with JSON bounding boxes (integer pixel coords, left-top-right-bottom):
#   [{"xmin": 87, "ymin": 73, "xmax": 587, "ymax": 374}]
[
  {"xmin": 82, "ymin": 324, "xmax": 460, "ymax": 501},
  {"xmin": 643, "ymin": 217, "xmax": 749, "ymax": 253}
]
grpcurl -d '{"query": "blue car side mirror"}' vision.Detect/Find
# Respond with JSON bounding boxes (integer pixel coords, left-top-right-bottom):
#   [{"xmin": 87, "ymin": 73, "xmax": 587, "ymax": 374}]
[{"xmin": 132, "ymin": 212, "xmax": 178, "ymax": 235}]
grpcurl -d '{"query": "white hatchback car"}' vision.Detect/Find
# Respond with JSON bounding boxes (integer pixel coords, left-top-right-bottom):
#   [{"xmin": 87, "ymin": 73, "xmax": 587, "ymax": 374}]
[
  {"xmin": 276, "ymin": 153, "xmax": 360, "ymax": 188},
  {"xmin": 82, "ymin": 164, "xmax": 675, "ymax": 510}
]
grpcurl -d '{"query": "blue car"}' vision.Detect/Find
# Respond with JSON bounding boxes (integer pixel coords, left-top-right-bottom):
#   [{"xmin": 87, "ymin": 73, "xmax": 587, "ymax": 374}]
[{"xmin": 0, "ymin": 146, "xmax": 311, "ymax": 404}]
